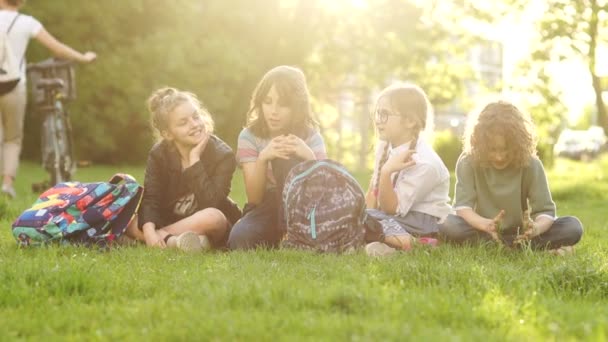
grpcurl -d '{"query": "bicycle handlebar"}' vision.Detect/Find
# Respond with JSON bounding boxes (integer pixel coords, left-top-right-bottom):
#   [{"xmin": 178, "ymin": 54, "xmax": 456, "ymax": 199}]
[{"xmin": 27, "ymin": 58, "xmax": 75, "ymax": 71}]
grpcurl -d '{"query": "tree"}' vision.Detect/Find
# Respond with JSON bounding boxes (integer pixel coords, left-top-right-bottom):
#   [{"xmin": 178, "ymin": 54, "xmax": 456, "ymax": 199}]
[
  {"xmin": 530, "ymin": 0, "xmax": 608, "ymax": 131},
  {"xmin": 22, "ymin": 0, "xmax": 320, "ymax": 163},
  {"xmin": 20, "ymin": 0, "xmax": 496, "ymax": 166},
  {"xmin": 304, "ymin": 0, "xmax": 479, "ymax": 170}
]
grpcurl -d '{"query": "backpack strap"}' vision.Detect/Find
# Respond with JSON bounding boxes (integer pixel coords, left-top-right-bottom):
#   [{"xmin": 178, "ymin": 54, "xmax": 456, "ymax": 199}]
[
  {"xmin": 6, "ymin": 14, "xmax": 19, "ymax": 34},
  {"xmin": 108, "ymin": 173, "xmax": 137, "ymax": 185},
  {"xmin": 5, "ymin": 13, "xmax": 25, "ymax": 72}
]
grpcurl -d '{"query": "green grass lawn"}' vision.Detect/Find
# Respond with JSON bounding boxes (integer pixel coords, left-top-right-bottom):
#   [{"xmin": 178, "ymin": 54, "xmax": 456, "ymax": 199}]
[{"xmin": 1, "ymin": 157, "xmax": 607, "ymax": 341}]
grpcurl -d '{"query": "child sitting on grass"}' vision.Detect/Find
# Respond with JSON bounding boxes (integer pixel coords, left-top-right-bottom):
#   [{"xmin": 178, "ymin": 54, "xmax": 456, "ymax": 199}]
[
  {"xmin": 124, "ymin": 87, "xmax": 241, "ymax": 251},
  {"xmin": 439, "ymin": 101, "xmax": 583, "ymax": 254},
  {"xmin": 364, "ymin": 83, "xmax": 451, "ymax": 256}
]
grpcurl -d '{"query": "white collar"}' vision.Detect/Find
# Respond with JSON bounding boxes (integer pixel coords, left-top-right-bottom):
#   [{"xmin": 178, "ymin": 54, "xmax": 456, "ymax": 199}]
[{"xmin": 389, "ymin": 140, "xmax": 414, "ymax": 156}]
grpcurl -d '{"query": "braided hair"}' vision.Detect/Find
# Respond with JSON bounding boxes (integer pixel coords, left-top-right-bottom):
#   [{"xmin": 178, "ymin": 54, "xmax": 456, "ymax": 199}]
[{"xmin": 370, "ymin": 84, "xmax": 430, "ymax": 207}]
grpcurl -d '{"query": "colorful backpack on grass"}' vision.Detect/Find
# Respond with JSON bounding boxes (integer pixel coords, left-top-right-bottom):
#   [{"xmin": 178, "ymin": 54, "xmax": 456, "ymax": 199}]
[
  {"xmin": 282, "ymin": 160, "xmax": 367, "ymax": 253},
  {"xmin": 12, "ymin": 173, "xmax": 143, "ymax": 247}
]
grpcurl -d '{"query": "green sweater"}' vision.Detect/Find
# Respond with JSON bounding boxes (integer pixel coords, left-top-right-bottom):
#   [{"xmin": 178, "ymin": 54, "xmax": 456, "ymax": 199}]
[{"xmin": 453, "ymin": 153, "xmax": 556, "ymax": 232}]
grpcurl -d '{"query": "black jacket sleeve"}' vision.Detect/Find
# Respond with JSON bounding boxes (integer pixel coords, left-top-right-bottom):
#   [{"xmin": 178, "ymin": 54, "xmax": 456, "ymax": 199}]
[
  {"xmin": 180, "ymin": 138, "xmax": 237, "ymax": 210},
  {"xmin": 138, "ymin": 146, "xmax": 166, "ymax": 230}
]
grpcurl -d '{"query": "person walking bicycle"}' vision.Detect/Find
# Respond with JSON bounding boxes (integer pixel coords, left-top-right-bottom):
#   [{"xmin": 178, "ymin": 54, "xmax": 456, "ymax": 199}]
[{"xmin": 0, "ymin": 0, "xmax": 95, "ymax": 198}]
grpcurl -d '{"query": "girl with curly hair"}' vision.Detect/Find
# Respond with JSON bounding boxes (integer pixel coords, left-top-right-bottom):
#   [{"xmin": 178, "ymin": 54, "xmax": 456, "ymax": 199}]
[
  {"xmin": 227, "ymin": 65, "xmax": 327, "ymax": 250},
  {"xmin": 439, "ymin": 101, "xmax": 583, "ymax": 253}
]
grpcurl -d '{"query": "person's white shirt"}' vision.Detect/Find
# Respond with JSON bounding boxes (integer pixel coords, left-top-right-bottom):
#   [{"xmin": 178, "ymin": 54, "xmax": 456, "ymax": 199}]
[
  {"xmin": 375, "ymin": 138, "xmax": 452, "ymax": 222},
  {"xmin": 0, "ymin": 9, "xmax": 42, "ymax": 77}
]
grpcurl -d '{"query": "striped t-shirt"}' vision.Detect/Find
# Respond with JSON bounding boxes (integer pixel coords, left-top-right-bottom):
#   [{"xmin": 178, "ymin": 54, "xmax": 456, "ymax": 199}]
[{"xmin": 236, "ymin": 128, "xmax": 327, "ymax": 188}]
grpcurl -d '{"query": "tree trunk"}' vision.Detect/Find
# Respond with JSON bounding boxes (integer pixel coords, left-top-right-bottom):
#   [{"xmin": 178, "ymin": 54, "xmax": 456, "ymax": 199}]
[
  {"xmin": 358, "ymin": 89, "xmax": 370, "ymax": 172},
  {"xmin": 588, "ymin": 0, "xmax": 608, "ymax": 130}
]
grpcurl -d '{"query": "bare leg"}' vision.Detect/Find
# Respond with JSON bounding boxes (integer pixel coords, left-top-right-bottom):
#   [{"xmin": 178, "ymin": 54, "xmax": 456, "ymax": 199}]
[
  {"xmin": 125, "ymin": 217, "xmax": 145, "ymax": 241},
  {"xmin": 3, "ymin": 175, "xmax": 12, "ymax": 186},
  {"xmin": 125, "ymin": 208, "xmax": 229, "ymax": 249},
  {"xmin": 159, "ymin": 208, "xmax": 229, "ymax": 248},
  {"xmin": 385, "ymin": 235, "xmax": 413, "ymax": 250}
]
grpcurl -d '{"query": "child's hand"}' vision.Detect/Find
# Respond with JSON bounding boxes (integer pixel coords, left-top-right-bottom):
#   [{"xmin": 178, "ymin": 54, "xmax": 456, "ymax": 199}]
[
  {"xmin": 514, "ymin": 209, "xmax": 538, "ymax": 244},
  {"xmin": 282, "ymin": 134, "xmax": 315, "ymax": 160},
  {"xmin": 478, "ymin": 210, "xmax": 505, "ymax": 242},
  {"xmin": 259, "ymin": 135, "xmax": 293, "ymax": 162},
  {"xmin": 381, "ymin": 149, "xmax": 416, "ymax": 175},
  {"xmin": 188, "ymin": 131, "xmax": 210, "ymax": 166}
]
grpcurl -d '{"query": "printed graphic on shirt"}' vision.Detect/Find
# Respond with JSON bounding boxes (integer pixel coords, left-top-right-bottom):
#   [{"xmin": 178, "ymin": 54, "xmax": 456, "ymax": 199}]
[{"xmin": 173, "ymin": 193, "xmax": 197, "ymax": 217}]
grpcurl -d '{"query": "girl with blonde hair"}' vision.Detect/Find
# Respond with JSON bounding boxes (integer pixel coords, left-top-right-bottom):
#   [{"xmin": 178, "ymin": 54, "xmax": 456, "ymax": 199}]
[
  {"xmin": 364, "ymin": 83, "xmax": 451, "ymax": 256},
  {"xmin": 125, "ymin": 87, "xmax": 241, "ymax": 251}
]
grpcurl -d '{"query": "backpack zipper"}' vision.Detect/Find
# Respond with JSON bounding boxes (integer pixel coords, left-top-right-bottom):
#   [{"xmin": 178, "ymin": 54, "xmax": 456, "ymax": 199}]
[{"xmin": 307, "ymin": 206, "xmax": 317, "ymax": 239}]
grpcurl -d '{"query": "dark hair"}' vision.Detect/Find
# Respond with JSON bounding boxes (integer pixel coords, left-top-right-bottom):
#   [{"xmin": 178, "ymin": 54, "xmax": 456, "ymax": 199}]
[
  {"xmin": 463, "ymin": 101, "xmax": 537, "ymax": 168},
  {"xmin": 246, "ymin": 65, "xmax": 318, "ymax": 139}
]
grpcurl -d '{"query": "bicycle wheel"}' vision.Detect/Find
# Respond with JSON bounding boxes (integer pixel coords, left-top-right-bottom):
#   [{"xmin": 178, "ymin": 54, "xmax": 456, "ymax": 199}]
[
  {"xmin": 41, "ymin": 112, "xmax": 59, "ymax": 183},
  {"xmin": 54, "ymin": 111, "xmax": 74, "ymax": 181},
  {"xmin": 41, "ymin": 108, "xmax": 73, "ymax": 185}
]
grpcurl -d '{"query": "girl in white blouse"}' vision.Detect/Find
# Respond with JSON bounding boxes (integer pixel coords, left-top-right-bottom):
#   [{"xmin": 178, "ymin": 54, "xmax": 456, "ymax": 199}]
[{"xmin": 365, "ymin": 83, "xmax": 451, "ymax": 256}]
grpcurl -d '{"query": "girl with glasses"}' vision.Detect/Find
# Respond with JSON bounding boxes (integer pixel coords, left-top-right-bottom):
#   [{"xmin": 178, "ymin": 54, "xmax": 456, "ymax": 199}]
[{"xmin": 364, "ymin": 83, "xmax": 451, "ymax": 256}]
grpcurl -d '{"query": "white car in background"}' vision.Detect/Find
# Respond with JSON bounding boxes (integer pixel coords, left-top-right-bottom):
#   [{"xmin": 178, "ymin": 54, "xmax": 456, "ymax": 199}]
[{"xmin": 554, "ymin": 127, "xmax": 606, "ymax": 160}]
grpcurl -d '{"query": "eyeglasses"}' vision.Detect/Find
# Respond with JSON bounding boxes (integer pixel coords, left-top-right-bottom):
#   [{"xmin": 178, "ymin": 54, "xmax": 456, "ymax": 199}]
[{"xmin": 374, "ymin": 109, "xmax": 400, "ymax": 124}]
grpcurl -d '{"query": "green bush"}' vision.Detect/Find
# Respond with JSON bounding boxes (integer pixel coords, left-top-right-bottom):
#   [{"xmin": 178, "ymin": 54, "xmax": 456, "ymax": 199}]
[
  {"xmin": 21, "ymin": 1, "xmax": 317, "ymax": 164},
  {"xmin": 19, "ymin": 1, "xmax": 473, "ymax": 165},
  {"xmin": 433, "ymin": 129, "xmax": 462, "ymax": 171},
  {"xmin": 536, "ymin": 141, "xmax": 555, "ymax": 168}
]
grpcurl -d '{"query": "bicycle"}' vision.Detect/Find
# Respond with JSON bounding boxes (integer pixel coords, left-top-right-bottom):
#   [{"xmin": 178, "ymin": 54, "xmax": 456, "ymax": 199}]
[{"xmin": 27, "ymin": 58, "xmax": 77, "ymax": 191}]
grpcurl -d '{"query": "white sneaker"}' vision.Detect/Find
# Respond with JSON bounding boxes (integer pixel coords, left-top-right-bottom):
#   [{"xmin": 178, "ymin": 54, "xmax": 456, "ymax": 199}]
[
  {"xmin": 1, "ymin": 184, "xmax": 16, "ymax": 199},
  {"xmin": 365, "ymin": 242, "xmax": 397, "ymax": 257},
  {"xmin": 175, "ymin": 232, "xmax": 202, "ymax": 252},
  {"xmin": 199, "ymin": 235, "xmax": 211, "ymax": 251}
]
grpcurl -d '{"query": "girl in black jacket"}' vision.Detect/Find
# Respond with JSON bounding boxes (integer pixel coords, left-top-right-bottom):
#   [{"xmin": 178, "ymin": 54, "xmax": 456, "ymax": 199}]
[{"xmin": 125, "ymin": 87, "xmax": 241, "ymax": 251}]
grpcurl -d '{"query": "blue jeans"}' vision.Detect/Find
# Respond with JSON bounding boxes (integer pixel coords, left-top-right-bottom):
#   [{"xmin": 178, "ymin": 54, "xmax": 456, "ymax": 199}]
[
  {"xmin": 227, "ymin": 158, "xmax": 301, "ymax": 250},
  {"xmin": 439, "ymin": 214, "xmax": 583, "ymax": 249}
]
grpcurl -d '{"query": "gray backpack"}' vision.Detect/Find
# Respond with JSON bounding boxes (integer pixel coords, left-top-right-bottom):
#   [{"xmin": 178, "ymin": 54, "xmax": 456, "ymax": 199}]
[{"xmin": 282, "ymin": 160, "xmax": 366, "ymax": 253}]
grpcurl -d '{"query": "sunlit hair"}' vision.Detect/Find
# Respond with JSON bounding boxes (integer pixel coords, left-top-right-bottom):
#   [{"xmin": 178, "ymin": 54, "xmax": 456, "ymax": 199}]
[
  {"xmin": 147, "ymin": 87, "xmax": 214, "ymax": 142},
  {"xmin": 463, "ymin": 101, "xmax": 537, "ymax": 168},
  {"xmin": 370, "ymin": 83, "xmax": 434, "ymax": 204},
  {"xmin": 246, "ymin": 65, "xmax": 318, "ymax": 139},
  {"xmin": 5, "ymin": 0, "xmax": 25, "ymax": 7}
]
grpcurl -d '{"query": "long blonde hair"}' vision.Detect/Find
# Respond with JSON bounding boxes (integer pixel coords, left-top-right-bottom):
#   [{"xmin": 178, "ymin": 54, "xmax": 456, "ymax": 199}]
[
  {"xmin": 369, "ymin": 83, "xmax": 433, "ymax": 204},
  {"xmin": 146, "ymin": 87, "xmax": 214, "ymax": 142}
]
